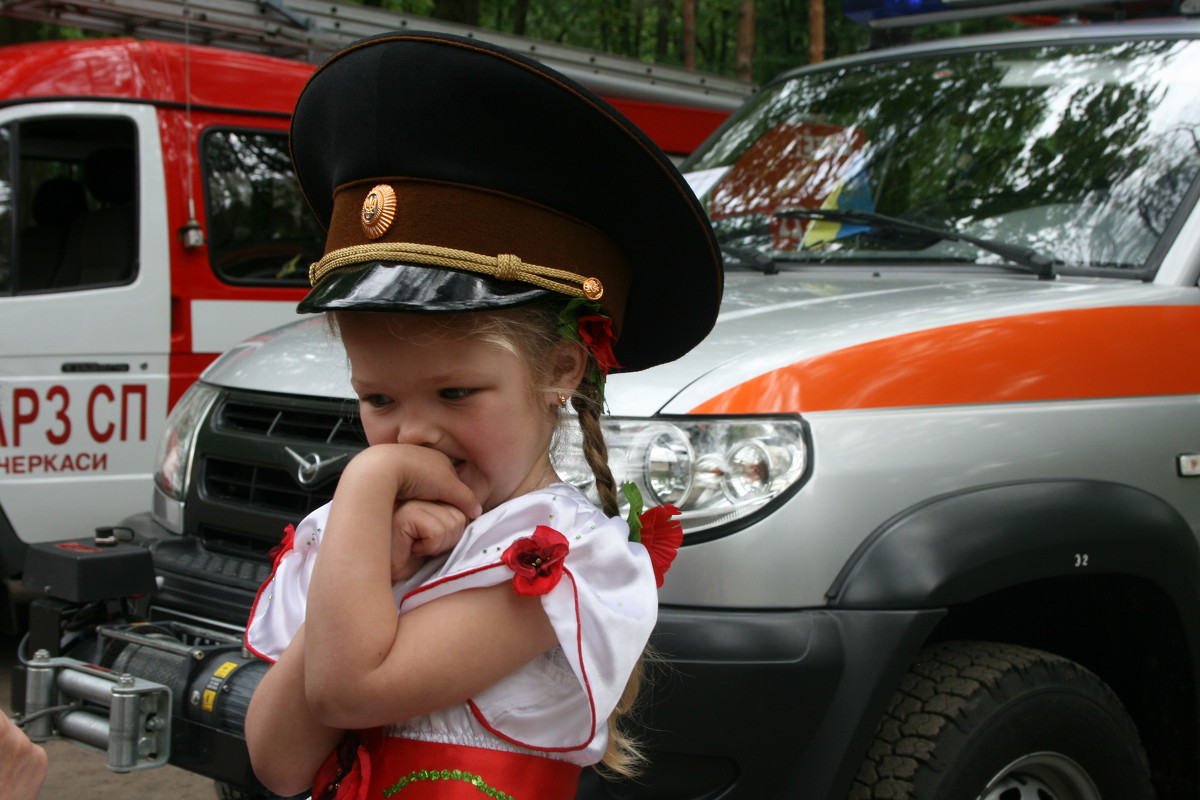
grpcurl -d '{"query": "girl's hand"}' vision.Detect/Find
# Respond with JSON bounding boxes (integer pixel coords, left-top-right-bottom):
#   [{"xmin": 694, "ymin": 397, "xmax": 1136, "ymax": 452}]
[
  {"xmin": 0, "ymin": 713, "xmax": 46, "ymax": 800},
  {"xmin": 391, "ymin": 499, "xmax": 469, "ymax": 581},
  {"xmin": 343, "ymin": 443, "xmax": 482, "ymax": 520}
]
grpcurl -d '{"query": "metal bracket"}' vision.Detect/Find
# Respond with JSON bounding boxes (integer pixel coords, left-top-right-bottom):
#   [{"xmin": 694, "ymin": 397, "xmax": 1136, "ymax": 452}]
[{"xmin": 22, "ymin": 650, "xmax": 172, "ymax": 772}]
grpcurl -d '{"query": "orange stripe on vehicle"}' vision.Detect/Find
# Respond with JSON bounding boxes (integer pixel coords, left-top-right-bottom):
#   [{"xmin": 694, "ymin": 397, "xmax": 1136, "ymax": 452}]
[{"xmin": 691, "ymin": 305, "xmax": 1200, "ymax": 414}]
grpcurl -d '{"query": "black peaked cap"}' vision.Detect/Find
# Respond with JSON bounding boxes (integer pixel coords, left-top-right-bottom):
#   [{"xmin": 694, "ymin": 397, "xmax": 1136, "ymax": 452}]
[{"xmin": 290, "ymin": 31, "xmax": 723, "ymax": 372}]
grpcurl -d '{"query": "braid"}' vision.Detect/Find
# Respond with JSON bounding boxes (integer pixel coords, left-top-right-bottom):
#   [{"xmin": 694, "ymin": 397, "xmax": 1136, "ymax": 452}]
[{"xmin": 571, "ymin": 373, "xmax": 619, "ymax": 517}]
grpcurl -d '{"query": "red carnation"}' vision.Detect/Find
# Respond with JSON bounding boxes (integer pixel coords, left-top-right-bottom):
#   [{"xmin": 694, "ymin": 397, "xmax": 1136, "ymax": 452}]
[
  {"xmin": 577, "ymin": 314, "xmax": 622, "ymax": 376},
  {"xmin": 268, "ymin": 524, "xmax": 295, "ymax": 569},
  {"xmin": 638, "ymin": 504, "xmax": 683, "ymax": 588},
  {"xmin": 502, "ymin": 526, "xmax": 570, "ymax": 596}
]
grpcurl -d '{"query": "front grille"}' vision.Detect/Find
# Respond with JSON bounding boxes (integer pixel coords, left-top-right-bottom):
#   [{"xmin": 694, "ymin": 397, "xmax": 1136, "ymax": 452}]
[
  {"xmin": 219, "ymin": 399, "xmax": 364, "ymax": 445},
  {"xmin": 188, "ymin": 389, "xmax": 365, "ymax": 556},
  {"xmin": 150, "ymin": 389, "xmax": 365, "ymax": 626},
  {"xmin": 204, "ymin": 457, "xmax": 335, "ymax": 517}
]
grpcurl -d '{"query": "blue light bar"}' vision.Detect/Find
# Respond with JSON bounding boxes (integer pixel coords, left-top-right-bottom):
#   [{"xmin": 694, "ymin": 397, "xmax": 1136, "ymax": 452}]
[{"xmin": 843, "ymin": 0, "xmax": 952, "ymax": 24}]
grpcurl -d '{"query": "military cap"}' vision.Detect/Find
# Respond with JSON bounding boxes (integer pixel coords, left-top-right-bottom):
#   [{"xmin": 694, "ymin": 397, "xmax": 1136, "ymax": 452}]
[{"xmin": 291, "ymin": 30, "xmax": 722, "ymax": 372}]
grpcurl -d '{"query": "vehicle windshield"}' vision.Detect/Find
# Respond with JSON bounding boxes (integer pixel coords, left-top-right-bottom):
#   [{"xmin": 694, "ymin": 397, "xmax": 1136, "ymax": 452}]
[{"xmin": 683, "ymin": 37, "xmax": 1200, "ymax": 276}]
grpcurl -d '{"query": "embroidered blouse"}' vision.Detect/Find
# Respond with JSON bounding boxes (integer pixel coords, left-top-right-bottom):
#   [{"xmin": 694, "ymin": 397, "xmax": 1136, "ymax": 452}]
[{"xmin": 245, "ymin": 483, "xmax": 657, "ymax": 766}]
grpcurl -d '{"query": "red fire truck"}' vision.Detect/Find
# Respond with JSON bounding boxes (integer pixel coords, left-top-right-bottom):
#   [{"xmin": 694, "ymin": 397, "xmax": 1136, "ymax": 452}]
[{"xmin": 0, "ymin": 18, "xmax": 749, "ymax": 626}]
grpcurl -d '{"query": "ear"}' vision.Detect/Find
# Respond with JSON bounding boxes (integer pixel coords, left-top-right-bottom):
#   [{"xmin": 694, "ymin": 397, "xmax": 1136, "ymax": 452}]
[{"xmin": 549, "ymin": 340, "xmax": 589, "ymax": 399}]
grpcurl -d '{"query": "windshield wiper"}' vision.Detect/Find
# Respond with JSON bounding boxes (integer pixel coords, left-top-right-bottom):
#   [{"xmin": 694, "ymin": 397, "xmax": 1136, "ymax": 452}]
[
  {"xmin": 776, "ymin": 208, "xmax": 1056, "ymax": 280},
  {"xmin": 720, "ymin": 244, "xmax": 778, "ymax": 274}
]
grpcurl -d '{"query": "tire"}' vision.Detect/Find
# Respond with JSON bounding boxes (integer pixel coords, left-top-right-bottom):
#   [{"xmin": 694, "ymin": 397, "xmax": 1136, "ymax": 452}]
[{"xmin": 848, "ymin": 641, "xmax": 1153, "ymax": 800}]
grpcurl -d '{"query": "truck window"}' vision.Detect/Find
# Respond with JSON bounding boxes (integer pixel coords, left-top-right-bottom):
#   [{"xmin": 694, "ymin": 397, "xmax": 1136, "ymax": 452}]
[
  {"xmin": 203, "ymin": 129, "xmax": 323, "ymax": 287},
  {"xmin": 3, "ymin": 117, "xmax": 138, "ymax": 294}
]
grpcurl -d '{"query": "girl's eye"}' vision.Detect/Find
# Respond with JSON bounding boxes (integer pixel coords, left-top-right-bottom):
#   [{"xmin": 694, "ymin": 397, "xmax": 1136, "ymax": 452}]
[
  {"xmin": 440, "ymin": 388, "xmax": 474, "ymax": 400},
  {"xmin": 361, "ymin": 394, "xmax": 392, "ymax": 408}
]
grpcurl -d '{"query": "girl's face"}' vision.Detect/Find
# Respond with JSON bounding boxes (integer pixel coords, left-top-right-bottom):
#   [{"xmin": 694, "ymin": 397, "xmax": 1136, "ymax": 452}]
[{"xmin": 338, "ymin": 312, "xmax": 564, "ymax": 512}]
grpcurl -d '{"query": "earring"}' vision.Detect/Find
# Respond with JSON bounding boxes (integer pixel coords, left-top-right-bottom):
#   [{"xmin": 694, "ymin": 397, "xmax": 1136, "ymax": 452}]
[{"xmin": 556, "ymin": 392, "xmax": 568, "ymax": 408}]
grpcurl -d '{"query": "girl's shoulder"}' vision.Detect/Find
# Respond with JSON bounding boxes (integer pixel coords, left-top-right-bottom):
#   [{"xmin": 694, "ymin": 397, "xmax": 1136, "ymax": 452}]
[
  {"xmin": 402, "ymin": 483, "xmax": 648, "ymax": 609},
  {"xmin": 460, "ymin": 483, "xmax": 623, "ymax": 552}
]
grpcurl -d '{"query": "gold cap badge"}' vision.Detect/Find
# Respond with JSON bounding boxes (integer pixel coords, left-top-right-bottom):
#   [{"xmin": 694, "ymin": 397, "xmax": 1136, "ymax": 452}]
[
  {"xmin": 582, "ymin": 277, "xmax": 604, "ymax": 300},
  {"xmin": 361, "ymin": 184, "xmax": 397, "ymax": 239}
]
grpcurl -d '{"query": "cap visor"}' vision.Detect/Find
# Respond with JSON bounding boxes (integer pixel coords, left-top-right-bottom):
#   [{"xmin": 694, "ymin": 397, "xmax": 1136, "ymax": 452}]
[{"xmin": 297, "ymin": 261, "xmax": 555, "ymax": 314}]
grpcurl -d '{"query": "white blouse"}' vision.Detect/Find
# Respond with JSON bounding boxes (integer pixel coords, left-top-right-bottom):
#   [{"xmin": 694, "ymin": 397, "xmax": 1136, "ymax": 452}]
[{"xmin": 245, "ymin": 483, "xmax": 657, "ymax": 766}]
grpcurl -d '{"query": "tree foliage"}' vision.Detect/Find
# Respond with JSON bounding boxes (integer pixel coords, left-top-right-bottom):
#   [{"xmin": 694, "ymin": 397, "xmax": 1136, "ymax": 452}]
[
  {"xmin": 0, "ymin": 17, "xmax": 95, "ymax": 47},
  {"xmin": 364, "ymin": 0, "xmax": 875, "ymax": 84},
  {"xmin": 0, "ymin": 0, "xmax": 1026, "ymax": 86}
]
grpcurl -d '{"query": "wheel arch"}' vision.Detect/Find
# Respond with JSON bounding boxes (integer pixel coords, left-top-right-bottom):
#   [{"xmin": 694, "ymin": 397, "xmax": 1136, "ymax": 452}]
[
  {"xmin": 826, "ymin": 479, "xmax": 1200, "ymax": 614},
  {"xmin": 828, "ymin": 479, "xmax": 1200, "ymax": 798}
]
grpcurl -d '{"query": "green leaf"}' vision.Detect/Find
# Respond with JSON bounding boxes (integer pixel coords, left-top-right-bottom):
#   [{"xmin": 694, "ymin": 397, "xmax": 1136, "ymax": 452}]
[
  {"xmin": 622, "ymin": 482, "xmax": 644, "ymax": 542},
  {"xmin": 557, "ymin": 297, "xmax": 600, "ymax": 343}
]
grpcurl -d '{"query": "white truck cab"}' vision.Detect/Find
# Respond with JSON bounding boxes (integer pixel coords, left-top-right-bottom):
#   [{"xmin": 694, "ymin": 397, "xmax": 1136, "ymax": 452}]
[{"xmin": 0, "ymin": 38, "xmax": 317, "ymax": 610}]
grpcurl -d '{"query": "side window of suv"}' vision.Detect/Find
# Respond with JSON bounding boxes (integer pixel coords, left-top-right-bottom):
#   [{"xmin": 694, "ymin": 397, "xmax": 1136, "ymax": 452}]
[
  {"xmin": 1, "ymin": 116, "xmax": 139, "ymax": 295},
  {"xmin": 203, "ymin": 129, "xmax": 324, "ymax": 287}
]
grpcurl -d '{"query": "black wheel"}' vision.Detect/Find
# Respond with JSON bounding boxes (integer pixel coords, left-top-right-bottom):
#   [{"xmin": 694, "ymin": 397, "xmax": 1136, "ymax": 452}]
[{"xmin": 849, "ymin": 641, "xmax": 1153, "ymax": 800}]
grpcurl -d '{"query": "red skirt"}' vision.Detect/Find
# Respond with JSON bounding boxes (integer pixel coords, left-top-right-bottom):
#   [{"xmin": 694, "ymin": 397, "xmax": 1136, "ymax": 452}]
[{"xmin": 314, "ymin": 732, "xmax": 583, "ymax": 800}]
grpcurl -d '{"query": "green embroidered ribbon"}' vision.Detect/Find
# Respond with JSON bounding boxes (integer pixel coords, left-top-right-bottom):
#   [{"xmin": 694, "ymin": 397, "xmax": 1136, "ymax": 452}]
[{"xmin": 383, "ymin": 767, "xmax": 515, "ymax": 798}]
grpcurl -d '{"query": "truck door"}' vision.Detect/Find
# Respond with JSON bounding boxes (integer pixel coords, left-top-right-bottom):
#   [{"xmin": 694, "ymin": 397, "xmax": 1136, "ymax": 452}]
[{"xmin": 0, "ymin": 103, "xmax": 169, "ymax": 557}]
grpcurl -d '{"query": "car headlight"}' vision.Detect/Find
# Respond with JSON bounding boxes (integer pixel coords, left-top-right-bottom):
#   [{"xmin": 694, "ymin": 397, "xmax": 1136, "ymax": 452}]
[
  {"xmin": 154, "ymin": 382, "xmax": 220, "ymax": 504},
  {"xmin": 554, "ymin": 416, "xmax": 809, "ymax": 537}
]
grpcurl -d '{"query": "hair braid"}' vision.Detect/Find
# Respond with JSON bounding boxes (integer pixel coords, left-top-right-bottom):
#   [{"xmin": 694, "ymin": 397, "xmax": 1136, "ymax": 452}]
[{"xmin": 571, "ymin": 375, "xmax": 619, "ymax": 517}]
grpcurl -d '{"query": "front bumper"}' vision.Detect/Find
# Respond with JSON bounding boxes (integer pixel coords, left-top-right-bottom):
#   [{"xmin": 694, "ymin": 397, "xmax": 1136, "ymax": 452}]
[{"xmin": 118, "ymin": 511, "xmax": 271, "ymax": 631}]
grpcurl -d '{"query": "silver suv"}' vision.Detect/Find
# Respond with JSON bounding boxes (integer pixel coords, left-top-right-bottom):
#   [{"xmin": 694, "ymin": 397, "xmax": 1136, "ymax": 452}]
[{"xmin": 65, "ymin": 18, "xmax": 1200, "ymax": 800}]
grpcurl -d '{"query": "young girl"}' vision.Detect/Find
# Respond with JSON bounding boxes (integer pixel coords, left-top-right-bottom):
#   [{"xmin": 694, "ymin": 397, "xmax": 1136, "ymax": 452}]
[{"xmin": 243, "ymin": 30, "xmax": 722, "ymax": 800}]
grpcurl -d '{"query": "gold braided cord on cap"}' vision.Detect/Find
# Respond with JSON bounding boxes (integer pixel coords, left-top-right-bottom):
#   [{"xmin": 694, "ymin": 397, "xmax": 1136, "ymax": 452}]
[{"xmin": 308, "ymin": 242, "xmax": 603, "ymax": 300}]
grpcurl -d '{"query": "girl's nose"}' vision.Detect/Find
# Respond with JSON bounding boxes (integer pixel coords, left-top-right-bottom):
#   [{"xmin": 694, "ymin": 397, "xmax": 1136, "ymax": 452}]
[{"xmin": 395, "ymin": 417, "xmax": 439, "ymax": 447}]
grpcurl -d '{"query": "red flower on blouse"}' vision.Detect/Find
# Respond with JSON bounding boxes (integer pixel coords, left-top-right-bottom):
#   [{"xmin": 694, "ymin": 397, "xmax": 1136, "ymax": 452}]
[
  {"xmin": 268, "ymin": 524, "xmax": 295, "ymax": 569},
  {"xmin": 502, "ymin": 526, "xmax": 570, "ymax": 596},
  {"xmin": 577, "ymin": 314, "xmax": 622, "ymax": 376},
  {"xmin": 638, "ymin": 504, "xmax": 683, "ymax": 588}
]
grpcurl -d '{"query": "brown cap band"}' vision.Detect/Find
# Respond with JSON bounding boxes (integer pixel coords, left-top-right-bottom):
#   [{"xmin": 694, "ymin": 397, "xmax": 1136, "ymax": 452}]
[{"xmin": 314, "ymin": 177, "xmax": 632, "ymax": 332}]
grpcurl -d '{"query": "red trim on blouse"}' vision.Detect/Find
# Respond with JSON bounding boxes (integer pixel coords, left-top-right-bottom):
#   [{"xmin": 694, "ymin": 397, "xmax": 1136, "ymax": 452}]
[
  {"xmin": 467, "ymin": 569, "xmax": 597, "ymax": 753},
  {"xmin": 400, "ymin": 561, "xmax": 508, "ymax": 604},
  {"xmin": 244, "ymin": 545, "xmax": 293, "ymax": 663}
]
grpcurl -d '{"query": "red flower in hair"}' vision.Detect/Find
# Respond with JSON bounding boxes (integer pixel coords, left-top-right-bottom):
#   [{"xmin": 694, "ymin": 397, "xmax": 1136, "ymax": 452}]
[
  {"xmin": 637, "ymin": 504, "xmax": 683, "ymax": 588},
  {"xmin": 502, "ymin": 526, "xmax": 570, "ymax": 596},
  {"xmin": 268, "ymin": 524, "xmax": 295, "ymax": 569},
  {"xmin": 577, "ymin": 314, "xmax": 621, "ymax": 376}
]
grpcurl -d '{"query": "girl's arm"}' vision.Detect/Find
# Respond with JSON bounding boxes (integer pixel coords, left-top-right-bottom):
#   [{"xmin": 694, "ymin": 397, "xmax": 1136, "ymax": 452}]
[
  {"xmin": 304, "ymin": 444, "xmax": 557, "ymax": 729},
  {"xmin": 244, "ymin": 625, "xmax": 343, "ymax": 796}
]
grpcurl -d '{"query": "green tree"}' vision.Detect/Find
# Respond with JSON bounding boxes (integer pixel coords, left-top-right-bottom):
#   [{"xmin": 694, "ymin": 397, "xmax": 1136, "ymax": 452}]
[{"xmin": 0, "ymin": 17, "xmax": 91, "ymax": 46}]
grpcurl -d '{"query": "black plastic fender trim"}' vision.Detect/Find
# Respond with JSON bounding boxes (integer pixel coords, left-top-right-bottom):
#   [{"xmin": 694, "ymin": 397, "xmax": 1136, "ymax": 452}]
[
  {"xmin": 826, "ymin": 479, "xmax": 1200, "ymax": 610},
  {"xmin": 0, "ymin": 503, "xmax": 28, "ymax": 577}
]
